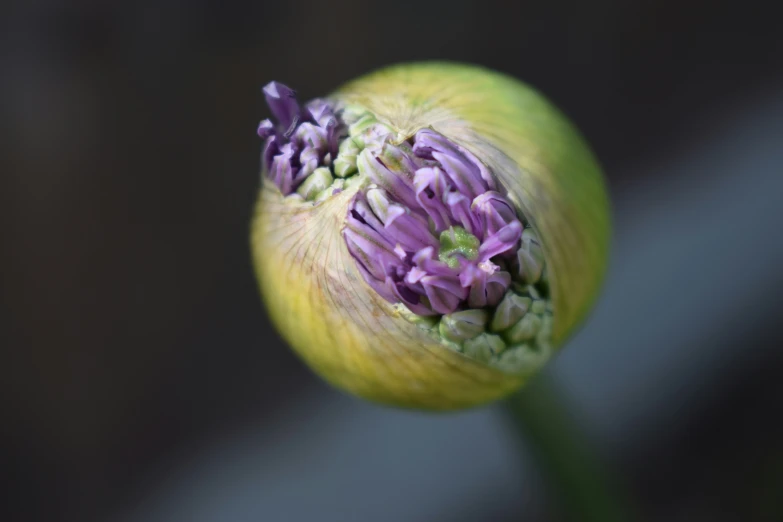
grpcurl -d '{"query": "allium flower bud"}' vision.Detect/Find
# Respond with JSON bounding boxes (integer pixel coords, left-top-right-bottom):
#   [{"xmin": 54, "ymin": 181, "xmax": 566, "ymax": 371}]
[{"xmin": 251, "ymin": 63, "xmax": 610, "ymax": 410}]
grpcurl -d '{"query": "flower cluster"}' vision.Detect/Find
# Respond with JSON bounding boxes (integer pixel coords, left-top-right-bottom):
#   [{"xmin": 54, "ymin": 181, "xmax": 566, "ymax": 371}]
[
  {"xmin": 257, "ymin": 81, "xmax": 345, "ymax": 195},
  {"xmin": 344, "ymin": 130, "xmax": 524, "ymax": 316}
]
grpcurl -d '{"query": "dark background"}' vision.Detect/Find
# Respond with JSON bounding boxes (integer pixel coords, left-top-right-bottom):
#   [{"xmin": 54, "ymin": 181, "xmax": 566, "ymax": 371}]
[{"xmin": 2, "ymin": 1, "xmax": 782, "ymax": 521}]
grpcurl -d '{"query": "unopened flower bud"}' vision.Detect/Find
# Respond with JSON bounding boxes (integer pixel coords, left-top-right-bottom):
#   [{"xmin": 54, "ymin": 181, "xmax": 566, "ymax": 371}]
[
  {"xmin": 463, "ymin": 333, "xmax": 506, "ymax": 363},
  {"xmin": 333, "ymin": 138, "xmax": 360, "ymax": 177},
  {"xmin": 439, "ymin": 309, "xmax": 489, "ymax": 343},
  {"xmin": 252, "ymin": 63, "xmax": 610, "ymax": 409},
  {"xmin": 505, "ymin": 313, "xmax": 542, "ymax": 344},
  {"xmin": 516, "ymin": 227, "xmax": 545, "ymax": 284},
  {"xmin": 296, "ymin": 167, "xmax": 333, "ymax": 201},
  {"xmin": 490, "ymin": 292, "xmax": 532, "ymax": 332}
]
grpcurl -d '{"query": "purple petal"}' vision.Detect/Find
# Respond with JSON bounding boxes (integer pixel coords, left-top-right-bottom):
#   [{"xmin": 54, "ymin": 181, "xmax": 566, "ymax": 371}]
[
  {"xmin": 294, "ymin": 122, "xmax": 327, "ymax": 151},
  {"xmin": 414, "ymin": 130, "xmax": 496, "ymax": 191},
  {"xmin": 366, "ymin": 188, "xmax": 438, "ymax": 252},
  {"xmin": 343, "ymin": 227, "xmax": 401, "ymax": 281},
  {"xmin": 421, "ymin": 274, "xmax": 466, "ymax": 297},
  {"xmin": 261, "ymin": 136, "xmax": 279, "ymax": 173},
  {"xmin": 350, "ymin": 198, "xmax": 387, "ymax": 232},
  {"xmin": 432, "ymin": 150, "xmax": 487, "ymax": 200},
  {"xmin": 295, "ymin": 147, "xmax": 320, "ymax": 186},
  {"xmin": 305, "ymin": 99, "xmax": 334, "ymax": 128},
  {"xmin": 411, "ymin": 129, "xmax": 446, "ymax": 160},
  {"xmin": 460, "ymin": 264, "xmax": 511, "ymax": 308},
  {"xmin": 413, "ymin": 167, "xmax": 453, "ymax": 233},
  {"xmin": 420, "ymin": 275, "xmax": 467, "ymax": 314},
  {"xmin": 389, "ymin": 279, "xmax": 438, "ymax": 316},
  {"xmin": 412, "ymin": 247, "xmax": 460, "ymax": 277},
  {"xmin": 270, "ymin": 156, "xmax": 293, "ymax": 194},
  {"xmin": 356, "ymin": 267, "xmax": 436, "ymax": 317},
  {"xmin": 478, "ymin": 221, "xmax": 523, "ymax": 261},
  {"xmin": 405, "ymin": 266, "xmax": 427, "ymax": 284},
  {"xmin": 456, "ymin": 142, "xmax": 497, "ymax": 191},
  {"xmin": 353, "ymin": 259, "xmax": 397, "ymax": 302},
  {"xmin": 413, "ymin": 130, "xmax": 488, "ymax": 199},
  {"xmin": 472, "ymin": 192, "xmax": 519, "ymax": 236},
  {"xmin": 345, "ymin": 206, "xmax": 397, "ymax": 251},
  {"xmin": 263, "ymin": 81, "xmax": 300, "ymax": 136},
  {"xmin": 357, "ymin": 149, "xmax": 419, "ymax": 209},
  {"xmin": 444, "ymin": 191, "xmax": 482, "ymax": 237},
  {"xmin": 484, "ymin": 271, "xmax": 511, "ymax": 307},
  {"xmin": 365, "ymin": 188, "xmax": 407, "ymax": 224},
  {"xmin": 257, "ymin": 119, "xmax": 275, "ymax": 139},
  {"xmin": 270, "ymin": 142, "xmax": 298, "ymax": 194},
  {"xmin": 459, "ymin": 264, "xmax": 487, "ymax": 308},
  {"xmin": 384, "ymin": 213, "xmax": 439, "ymax": 251},
  {"xmin": 324, "ymin": 118, "xmax": 343, "ymax": 158}
]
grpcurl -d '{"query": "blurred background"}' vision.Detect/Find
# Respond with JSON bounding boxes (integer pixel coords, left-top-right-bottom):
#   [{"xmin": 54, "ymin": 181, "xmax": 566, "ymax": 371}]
[{"xmin": 2, "ymin": 1, "xmax": 782, "ymax": 521}]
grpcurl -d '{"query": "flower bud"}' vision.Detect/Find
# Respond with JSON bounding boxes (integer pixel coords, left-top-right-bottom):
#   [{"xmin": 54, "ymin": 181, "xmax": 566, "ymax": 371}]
[
  {"xmin": 490, "ymin": 292, "xmax": 532, "ymax": 332},
  {"xmin": 463, "ymin": 333, "xmax": 506, "ymax": 363},
  {"xmin": 333, "ymin": 138, "xmax": 360, "ymax": 177},
  {"xmin": 506, "ymin": 313, "xmax": 542, "ymax": 344},
  {"xmin": 439, "ymin": 309, "xmax": 489, "ymax": 344},
  {"xmin": 252, "ymin": 63, "xmax": 610, "ymax": 409},
  {"xmin": 296, "ymin": 167, "xmax": 333, "ymax": 201},
  {"xmin": 516, "ymin": 227, "xmax": 545, "ymax": 284}
]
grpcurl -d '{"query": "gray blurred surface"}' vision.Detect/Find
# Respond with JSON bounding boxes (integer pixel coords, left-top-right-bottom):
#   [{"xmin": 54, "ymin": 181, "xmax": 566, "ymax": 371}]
[
  {"xmin": 559, "ymin": 88, "xmax": 783, "ymax": 453},
  {"xmin": 116, "ymin": 85, "xmax": 783, "ymax": 522},
  {"xmin": 118, "ymin": 396, "xmax": 541, "ymax": 522}
]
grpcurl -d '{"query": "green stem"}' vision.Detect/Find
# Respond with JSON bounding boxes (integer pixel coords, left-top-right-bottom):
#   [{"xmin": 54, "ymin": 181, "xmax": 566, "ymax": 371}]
[{"xmin": 503, "ymin": 374, "xmax": 636, "ymax": 522}]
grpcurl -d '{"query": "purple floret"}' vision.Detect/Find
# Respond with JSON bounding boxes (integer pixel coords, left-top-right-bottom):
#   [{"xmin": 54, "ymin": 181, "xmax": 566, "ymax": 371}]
[
  {"xmin": 344, "ymin": 130, "xmax": 523, "ymax": 316},
  {"xmin": 263, "ymin": 81, "xmax": 300, "ymax": 135},
  {"xmin": 258, "ymin": 82, "xmax": 345, "ymax": 194}
]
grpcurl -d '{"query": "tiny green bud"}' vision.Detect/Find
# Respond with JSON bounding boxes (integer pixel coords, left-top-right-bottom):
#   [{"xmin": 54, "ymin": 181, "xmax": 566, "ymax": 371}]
[
  {"xmin": 463, "ymin": 333, "xmax": 505, "ymax": 363},
  {"xmin": 348, "ymin": 113, "xmax": 377, "ymax": 136},
  {"xmin": 352, "ymin": 122, "xmax": 393, "ymax": 149},
  {"xmin": 516, "ymin": 228, "xmax": 545, "ymax": 284},
  {"xmin": 296, "ymin": 167, "xmax": 333, "ymax": 201},
  {"xmin": 313, "ymin": 178, "xmax": 345, "ymax": 203},
  {"xmin": 349, "ymin": 114, "xmax": 394, "ymax": 149},
  {"xmin": 531, "ymin": 299, "xmax": 547, "ymax": 315},
  {"xmin": 342, "ymin": 173, "xmax": 366, "ymax": 192},
  {"xmin": 490, "ymin": 292, "xmax": 531, "ymax": 332},
  {"xmin": 492, "ymin": 343, "xmax": 549, "ymax": 375},
  {"xmin": 439, "ymin": 309, "xmax": 489, "ymax": 343},
  {"xmin": 505, "ymin": 313, "xmax": 542, "ymax": 344},
  {"xmin": 333, "ymin": 138, "xmax": 360, "ymax": 177}
]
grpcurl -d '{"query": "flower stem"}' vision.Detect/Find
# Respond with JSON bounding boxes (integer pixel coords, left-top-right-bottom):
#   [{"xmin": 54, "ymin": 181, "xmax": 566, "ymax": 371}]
[{"xmin": 503, "ymin": 375, "xmax": 636, "ymax": 522}]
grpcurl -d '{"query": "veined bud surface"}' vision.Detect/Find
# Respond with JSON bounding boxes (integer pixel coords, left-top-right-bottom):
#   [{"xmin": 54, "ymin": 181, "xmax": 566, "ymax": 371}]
[{"xmin": 252, "ymin": 63, "xmax": 610, "ymax": 410}]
